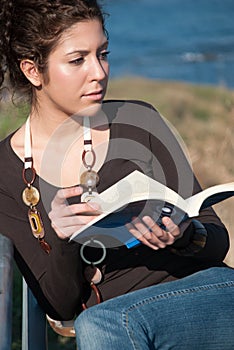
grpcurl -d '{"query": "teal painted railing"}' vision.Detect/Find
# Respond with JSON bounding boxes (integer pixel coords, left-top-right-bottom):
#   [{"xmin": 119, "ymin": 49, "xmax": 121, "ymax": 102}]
[{"xmin": 0, "ymin": 234, "xmax": 48, "ymax": 350}]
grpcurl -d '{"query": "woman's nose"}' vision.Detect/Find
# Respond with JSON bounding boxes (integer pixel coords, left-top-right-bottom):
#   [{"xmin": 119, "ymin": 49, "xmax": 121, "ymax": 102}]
[{"xmin": 89, "ymin": 57, "xmax": 108, "ymax": 81}]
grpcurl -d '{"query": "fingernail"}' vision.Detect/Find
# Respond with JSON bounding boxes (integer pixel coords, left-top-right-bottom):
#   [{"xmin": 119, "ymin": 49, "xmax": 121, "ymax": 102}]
[
  {"xmin": 75, "ymin": 186, "xmax": 83, "ymax": 193},
  {"xmin": 162, "ymin": 217, "xmax": 170, "ymax": 225},
  {"xmin": 88, "ymin": 202, "xmax": 100, "ymax": 210}
]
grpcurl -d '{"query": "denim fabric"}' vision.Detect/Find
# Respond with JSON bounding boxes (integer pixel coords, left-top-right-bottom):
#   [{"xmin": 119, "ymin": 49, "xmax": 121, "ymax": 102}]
[{"xmin": 75, "ymin": 267, "xmax": 234, "ymax": 349}]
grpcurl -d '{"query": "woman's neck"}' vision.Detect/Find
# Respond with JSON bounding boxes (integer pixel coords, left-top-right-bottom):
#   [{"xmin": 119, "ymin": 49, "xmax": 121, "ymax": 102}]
[
  {"xmin": 11, "ymin": 104, "xmax": 110, "ymax": 187},
  {"xmin": 29, "ymin": 109, "xmax": 83, "ymax": 140}
]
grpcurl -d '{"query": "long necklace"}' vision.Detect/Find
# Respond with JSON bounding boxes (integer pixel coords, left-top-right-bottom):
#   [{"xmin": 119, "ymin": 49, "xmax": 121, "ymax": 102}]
[
  {"xmin": 22, "ymin": 116, "xmax": 104, "ymax": 300},
  {"xmin": 22, "ymin": 117, "xmax": 51, "ymax": 254},
  {"xmin": 80, "ymin": 117, "xmax": 99, "ymax": 201},
  {"xmin": 79, "ymin": 117, "xmax": 105, "ymax": 307}
]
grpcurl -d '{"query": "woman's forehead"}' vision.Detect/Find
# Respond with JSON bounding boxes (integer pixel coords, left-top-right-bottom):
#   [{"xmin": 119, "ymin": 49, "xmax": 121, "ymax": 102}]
[{"xmin": 54, "ymin": 20, "xmax": 107, "ymax": 53}]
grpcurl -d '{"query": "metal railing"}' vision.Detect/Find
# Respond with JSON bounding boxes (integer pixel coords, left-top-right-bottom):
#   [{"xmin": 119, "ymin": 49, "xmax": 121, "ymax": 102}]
[
  {"xmin": 0, "ymin": 235, "xmax": 13, "ymax": 350},
  {"xmin": 0, "ymin": 234, "xmax": 48, "ymax": 350}
]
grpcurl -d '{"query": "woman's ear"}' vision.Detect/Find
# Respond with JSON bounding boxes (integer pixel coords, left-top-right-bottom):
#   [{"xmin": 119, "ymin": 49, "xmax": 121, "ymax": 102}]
[{"xmin": 20, "ymin": 59, "xmax": 42, "ymax": 87}]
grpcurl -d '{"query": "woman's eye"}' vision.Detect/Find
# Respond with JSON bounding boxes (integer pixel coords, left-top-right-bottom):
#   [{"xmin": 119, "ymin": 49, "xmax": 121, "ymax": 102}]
[
  {"xmin": 99, "ymin": 51, "xmax": 110, "ymax": 60},
  {"xmin": 69, "ymin": 57, "xmax": 83, "ymax": 65}
]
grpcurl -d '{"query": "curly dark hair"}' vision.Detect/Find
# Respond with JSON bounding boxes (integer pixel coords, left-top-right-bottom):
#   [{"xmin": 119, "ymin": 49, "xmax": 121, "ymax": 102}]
[{"xmin": 0, "ymin": 0, "xmax": 107, "ymax": 103}]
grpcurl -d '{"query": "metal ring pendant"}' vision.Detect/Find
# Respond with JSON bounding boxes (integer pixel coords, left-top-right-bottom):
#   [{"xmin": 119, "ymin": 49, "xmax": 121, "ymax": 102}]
[{"xmin": 80, "ymin": 239, "xmax": 106, "ymax": 265}]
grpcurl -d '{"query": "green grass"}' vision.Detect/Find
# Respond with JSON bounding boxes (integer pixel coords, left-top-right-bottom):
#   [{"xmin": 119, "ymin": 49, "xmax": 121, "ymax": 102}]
[
  {"xmin": 193, "ymin": 107, "xmax": 210, "ymax": 121},
  {"xmin": 0, "ymin": 101, "xmax": 29, "ymax": 139}
]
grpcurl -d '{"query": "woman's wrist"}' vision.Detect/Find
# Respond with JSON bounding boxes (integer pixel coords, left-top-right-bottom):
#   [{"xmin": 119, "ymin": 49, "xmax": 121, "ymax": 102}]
[{"xmin": 169, "ymin": 219, "xmax": 207, "ymax": 256}]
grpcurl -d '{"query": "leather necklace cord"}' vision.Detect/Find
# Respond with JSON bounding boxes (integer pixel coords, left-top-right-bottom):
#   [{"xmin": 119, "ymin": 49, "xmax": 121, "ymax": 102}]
[{"xmin": 22, "ymin": 117, "xmax": 51, "ymax": 254}]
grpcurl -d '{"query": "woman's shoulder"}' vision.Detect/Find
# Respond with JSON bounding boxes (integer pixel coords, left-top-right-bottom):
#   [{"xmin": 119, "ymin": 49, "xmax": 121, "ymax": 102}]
[
  {"xmin": 102, "ymin": 99, "xmax": 165, "ymax": 136},
  {"xmin": 0, "ymin": 131, "xmax": 25, "ymax": 202},
  {"xmin": 0, "ymin": 130, "xmax": 22, "ymax": 171},
  {"xmin": 103, "ymin": 99, "xmax": 158, "ymax": 112},
  {"xmin": 0, "ymin": 132, "xmax": 13, "ymax": 156}
]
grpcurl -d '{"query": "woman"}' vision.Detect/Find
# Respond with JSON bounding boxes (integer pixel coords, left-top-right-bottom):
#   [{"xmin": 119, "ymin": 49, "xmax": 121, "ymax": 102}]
[{"xmin": 0, "ymin": 0, "xmax": 231, "ymax": 344}]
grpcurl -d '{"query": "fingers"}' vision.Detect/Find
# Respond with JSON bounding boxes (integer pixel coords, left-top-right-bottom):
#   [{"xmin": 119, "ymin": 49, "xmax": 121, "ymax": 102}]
[
  {"xmin": 51, "ymin": 186, "xmax": 83, "ymax": 208},
  {"xmin": 161, "ymin": 217, "xmax": 182, "ymax": 239},
  {"xmin": 50, "ymin": 214, "xmax": 98, "ymax": 239},
  {"xmin": 50, "ymin": 202, "xmax": 100, "ymax": 218},
  {"xmin": 126, "ymin": 216, "xmax": 181, "ymax": 251},
  {"xmin": 50, "ymin": 186, "xmax": 100, "ymax": 215},
  {"xmin": 49, "ymin": 186, "xmax": 101, "ymax": 240}
]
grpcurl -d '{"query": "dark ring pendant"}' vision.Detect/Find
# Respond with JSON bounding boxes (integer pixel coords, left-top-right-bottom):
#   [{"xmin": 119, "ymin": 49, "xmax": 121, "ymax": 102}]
[
  {"xmin": 82, "ymin": 283, "xmax": 102, "ymax": 310},
  {"xmin": 22, "ymin": 167, "xmax": 36, "ymax": 185},
  {"xmin": 82, "ymin": 149, "xmax": 96, "ymax": 169}
]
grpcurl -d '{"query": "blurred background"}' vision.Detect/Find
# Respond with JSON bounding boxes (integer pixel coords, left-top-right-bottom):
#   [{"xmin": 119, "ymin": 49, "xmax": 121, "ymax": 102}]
[{"xmin": 105, "ymin": 0, "xmax": 234, "ymax": 88}]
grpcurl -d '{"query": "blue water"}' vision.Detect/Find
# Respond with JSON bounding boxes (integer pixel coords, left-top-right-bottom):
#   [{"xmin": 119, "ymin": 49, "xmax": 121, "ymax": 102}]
[{"xmin": 104, "ymin": 0, "xmax": 234, "ymax": 88}]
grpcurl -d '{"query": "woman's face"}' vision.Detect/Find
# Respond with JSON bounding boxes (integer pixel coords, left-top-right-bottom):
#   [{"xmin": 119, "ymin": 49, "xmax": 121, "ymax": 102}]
[{"xmin": 38, "ymin": 19, "xmax": 109, "ymax": 117}]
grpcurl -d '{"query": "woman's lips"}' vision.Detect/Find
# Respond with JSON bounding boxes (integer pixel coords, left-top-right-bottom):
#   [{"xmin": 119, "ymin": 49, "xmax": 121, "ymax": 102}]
[{"xmin": 83, "ymin": 91, "xmax": 103, "ymax": 101}]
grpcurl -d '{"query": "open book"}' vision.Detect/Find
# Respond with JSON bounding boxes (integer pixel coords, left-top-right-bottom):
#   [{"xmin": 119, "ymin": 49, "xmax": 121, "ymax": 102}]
[{"xmin": 70, "ymin": 170, "xmax": 234, "ymax": 248}]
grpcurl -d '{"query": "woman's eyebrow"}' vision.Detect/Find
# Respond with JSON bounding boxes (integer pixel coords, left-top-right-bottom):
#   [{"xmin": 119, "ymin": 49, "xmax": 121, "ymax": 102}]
[
  {"xmin": 99, "ymin": 40, "xmax": 109, "ymax": 50},
  {"xmin": 65, "ymin": 40, "xmax": 109, "ymax": 57}
]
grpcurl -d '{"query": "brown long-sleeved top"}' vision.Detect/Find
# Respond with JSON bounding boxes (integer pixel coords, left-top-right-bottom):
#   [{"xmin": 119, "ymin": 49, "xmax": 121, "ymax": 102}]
[{"xmin": 0, "ymin": 100, "xmax": 229, "ymax": 320}]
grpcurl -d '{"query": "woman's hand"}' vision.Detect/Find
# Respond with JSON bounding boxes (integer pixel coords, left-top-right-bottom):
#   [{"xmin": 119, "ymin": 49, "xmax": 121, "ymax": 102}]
[
  {"xmin": 48, "ymin": 186, "xmax": 100, "ymax": 239},
  {"xmin": 126, "ymin": 216, "xmax": 182, "ymax": 250}
]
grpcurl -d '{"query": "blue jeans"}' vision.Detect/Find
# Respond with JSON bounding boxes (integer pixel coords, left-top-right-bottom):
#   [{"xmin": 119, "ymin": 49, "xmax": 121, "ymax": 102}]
[{"xmin": 75, "ymin": 267, "xmax": 234, "ymax": 349}]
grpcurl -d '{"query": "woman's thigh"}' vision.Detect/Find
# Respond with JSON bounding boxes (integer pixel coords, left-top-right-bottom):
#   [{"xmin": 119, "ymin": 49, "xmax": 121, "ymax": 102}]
[{"xmin": 75, "ymin": 267, "xmax": 234, "ymax": 350}]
